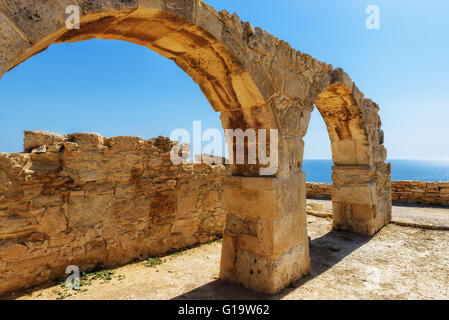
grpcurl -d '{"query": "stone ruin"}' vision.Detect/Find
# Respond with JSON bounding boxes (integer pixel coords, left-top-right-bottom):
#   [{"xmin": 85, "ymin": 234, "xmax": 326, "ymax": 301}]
[
  {"xmin": 0, "ymin": 131, "xmax": 228, "ymax": 296},
  {"xmin": 0, "ymin": 0, "xmax": 392, "ymax": 295}
]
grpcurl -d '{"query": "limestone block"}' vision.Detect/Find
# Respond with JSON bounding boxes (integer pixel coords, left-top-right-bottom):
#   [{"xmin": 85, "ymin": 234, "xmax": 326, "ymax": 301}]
[
  {"xmin": 220, "ymin": 24, "xmax": 248, "ymax": 67},
  {"xmin": 68, "ymin": 193, "xmax": 115, "ymax": 228},
  {"xmin": 246, "ymin": 27, "xmax": 277, "ymax": 57},
  {"xmin": 194, "ymin": 1, "xmax": 223, "ymax": 41},
  {"xmin": 256, "ymin": 212, "xmax": 306, "ymax": 258},
  {"xmin": 219, "ymin": 231, "xmax": 237, "ymax": 279},
  {"xmin": 374, "ymin": 145, "xmax": 387, "ymax": 163},
  {"xmin": 161, "ymin": 0, "xmax": 196, "ymax": 21},
  {"xmin": 31, "ymin": 145, "xmax": 47, "ymax": 154},
  {"xmin": 351, "ymin": 203, "xmax": 376, "ymax": 221},
  {"xmin": 278, "ymin": 137, "xmax": 304, "ymax": 178},
  {"xmin": 224, "ymin": 213, "xmax": 257, "ymax": 238},
  {"xmin": 230, "ymin": 72, "xmax": 266, "ymax": 109},
  {"xmin": 332, "ymin": 184, "xmax": 375, "ymax": 205},
  {"xmin": 274, "ymin": 41, "xmax": 296, "ymax": 69},
  {"xmin": 351, "ymin": 84, "xmax": 364, "ymax": 109},
  {"xmin": 0, "ymin": 0, "xmax": 75, "ymax": 44},
  {"xmin": 177, "ymin": 189, "xmax": 198, "ymax": 213},
  {"xmin": 31, "ymin": 194, "xmax": 65, "ymax": 207},
  {"xmin": 76, "ymin": 0, "xmax": 138, "ymax": 14},
  {"xmin": 23, "ymin": 130, "xmax": 67, "ymax": 152},
  {"xmin": 284, "ymin": 69, "xmax": 308, "ymax": 99},
  {"xmin": 374, "ymin": 128, "xmax": 385, "ymax": 145},
  {"xmin": 0, "ymin": 243, "xmax": 28, "ymax": 261},
  {"xmin": 223, "ymin": 175, "xmax": 303, "ymax": 220},
  {"xmin": 331, "ymin": 139, "xmax": 371, "ymax": 166},
  {"xmin": 107, "ymin": 136, "xmax": 142, "ymax": 151},
  {"xmin": 330, "ymin": 68, "xmax": 354, "ymax": 92},
  {"xmin": 69, "ymin": 132, "xmax": 104, "ymax": 146},
  {"xmin": 299, "ymin": 109, "xmax": 312, "ymax": 137},
  {"xmin": 38, "ymin": 207, "xmax": 67, "ymax": 235},
  {"xmin": 332, "ymin": 165, "xmax": 374, "ymax": 185},
  {"xmin": 0, "ymin": 12, "xmax": 30, "ymax": 76},
  {"xmin": 201, "ymin": 190, "xmax": 219, "ymax": 210},
  {"xmin": 233, "ymin": 242, "xmax": 309, "ymax": 295},
  {"xmin": 248, "ymin": 61, "xmax": 276, "ymax": 101},
  {"xmin": 63, "ymin": 159, "xmax": 109, "ymax": 183},
  {"xmin": 0, "ymin": 216, "xmax": 39, "ymax": 238},
  {"xmin": 138, "ymin": 0, "xmax": 163, "ymax": 10},
  {"xmin": 223, "ymin": 184, "xmax": 276, "ymax": 219}
]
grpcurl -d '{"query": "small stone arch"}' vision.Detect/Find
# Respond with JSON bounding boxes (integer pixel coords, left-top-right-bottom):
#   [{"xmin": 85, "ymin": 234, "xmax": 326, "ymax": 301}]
[
  {"xmin": 0, "ymin": 0, "xmax": 392, "ymax": 295},
  {"xmin": 306, "ymin": 68, "xmax": 392, "ymax": 236}
]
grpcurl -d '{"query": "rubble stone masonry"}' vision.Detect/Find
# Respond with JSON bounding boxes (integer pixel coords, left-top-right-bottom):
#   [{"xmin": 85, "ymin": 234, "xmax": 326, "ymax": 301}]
[
  {"xmin": 307, "ymin": 182, "xmax": 449, "ymax": 206},
  {"xmin": 0, "ymin": 131, "xmax": 228, "ymax": 296}
]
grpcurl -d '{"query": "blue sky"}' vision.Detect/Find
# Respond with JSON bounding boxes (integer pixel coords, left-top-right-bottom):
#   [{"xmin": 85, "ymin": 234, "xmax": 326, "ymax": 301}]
[{"xmin": 0, "ymin": 0, "xmax": 448, "ymax": 159}]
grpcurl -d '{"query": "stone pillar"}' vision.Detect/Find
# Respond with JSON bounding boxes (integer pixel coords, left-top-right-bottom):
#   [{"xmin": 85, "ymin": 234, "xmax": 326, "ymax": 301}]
[
  {"xmin": 331, "ymin": 164, "xmax": 392, "ymax": 236},
  {"xmin": 219, "ymin": 173, "xmax": 310, "ymax": 295}
]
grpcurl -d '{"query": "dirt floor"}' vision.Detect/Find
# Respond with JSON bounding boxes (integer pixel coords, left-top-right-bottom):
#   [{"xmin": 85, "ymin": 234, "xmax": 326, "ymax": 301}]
[
  {"xmin": 9, "ymin": 207, "xmax": 449, "ymax": 300},
  {"xmin": 308, "ymin": 199, "xmax": 449, "ymax": 230}
]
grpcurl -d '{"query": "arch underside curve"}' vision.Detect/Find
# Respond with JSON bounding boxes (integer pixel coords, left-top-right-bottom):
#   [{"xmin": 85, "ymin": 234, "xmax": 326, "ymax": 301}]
[{"xmin": 0, "ymin": 0, "xmax": 392, "ymax": 295}]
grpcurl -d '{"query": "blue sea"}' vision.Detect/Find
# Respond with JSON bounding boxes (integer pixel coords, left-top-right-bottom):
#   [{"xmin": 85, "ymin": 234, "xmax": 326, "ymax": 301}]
[{"xmin": 303, "ymin": 159, "xmax": 449, "ymax": 183}]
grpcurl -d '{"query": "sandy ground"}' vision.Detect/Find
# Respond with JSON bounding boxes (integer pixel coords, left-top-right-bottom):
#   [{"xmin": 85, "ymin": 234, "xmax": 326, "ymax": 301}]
[
  {"xmin": 10, "ymin": 207, "xmax": 449, "ymax": 300},
  {"xmin": 308, "ymin": 199, "xmax": 449, "ymax": 230}
]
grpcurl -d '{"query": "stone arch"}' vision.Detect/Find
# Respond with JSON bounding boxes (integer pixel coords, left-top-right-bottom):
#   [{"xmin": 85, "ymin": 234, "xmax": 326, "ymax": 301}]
[
  {"xmin": 0, "ymin": 0, "xmax": 391, "ymax": 295},
  {"xmin": 301, "ymin": 68, "xmax": 392, "ymax": 236}
]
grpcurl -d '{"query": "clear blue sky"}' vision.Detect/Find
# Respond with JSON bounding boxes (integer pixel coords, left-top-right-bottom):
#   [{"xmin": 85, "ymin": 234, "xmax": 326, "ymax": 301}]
[{"xmin": 0, "ymin": 0, "xmax": 448, "ymax": 159}]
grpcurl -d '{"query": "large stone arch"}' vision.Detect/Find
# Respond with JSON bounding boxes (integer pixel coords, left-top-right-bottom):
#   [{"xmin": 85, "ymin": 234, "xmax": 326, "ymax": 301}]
[{"xmin": 0, "ymin": 0, "xmax": 391, "ymax": 294}]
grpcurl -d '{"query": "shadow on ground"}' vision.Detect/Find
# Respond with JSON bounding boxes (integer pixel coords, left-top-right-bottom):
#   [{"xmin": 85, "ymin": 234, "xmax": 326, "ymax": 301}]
[{"xmin": 172, "ymin": 230, "xmax": 371, "ymax": 300}]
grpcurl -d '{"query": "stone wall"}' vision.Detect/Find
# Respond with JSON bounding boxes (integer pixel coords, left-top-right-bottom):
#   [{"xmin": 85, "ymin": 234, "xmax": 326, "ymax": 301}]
[
  {"xmin": 391, "ymin": 181, "xmax": 449, "ymax": 206},
  {"xmin": 0, "ymin": 131, "xmax": 229, "ymax": 296},
  {"xmin": 306, "ymin": 183, "xmax": 332, "ymax": 200},
  {"xmin": 307, "ymin": 182, "xmax": 449, "ymax": 207}
]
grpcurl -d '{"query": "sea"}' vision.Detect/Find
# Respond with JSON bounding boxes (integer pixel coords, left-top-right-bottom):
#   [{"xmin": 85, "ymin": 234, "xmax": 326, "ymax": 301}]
[{"xmin": 303, "ymin": 159, "xmax": 449, "ymax": 183}]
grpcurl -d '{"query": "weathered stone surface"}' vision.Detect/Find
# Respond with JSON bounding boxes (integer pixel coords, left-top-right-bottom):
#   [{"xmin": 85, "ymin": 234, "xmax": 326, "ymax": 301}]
[
  {"xmin": 76, "ymin": 0, "xmax": 138, "ymax": 14},
  {"xmin": 0, "ymin": 131, "xmax": 229, "ymax": 296},
  {"xmin": 23, "ymin": 130, "xmax": 67, "ymax": 152},
  {"xmin": 332, "ymin": 184, "xmax": 376, "ymax": 206},
  {"xmin": 220, "ymin": 173, "xmax": 309, "ymax": 294},
  {"xmin": 0, "ymin": 12, "xmax": 31, "ymax": 75},
  {"xmin": 0, "ymin": 0, "xmax": 75, "ymax": 44}
]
